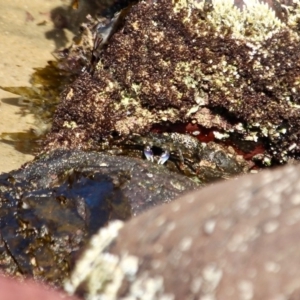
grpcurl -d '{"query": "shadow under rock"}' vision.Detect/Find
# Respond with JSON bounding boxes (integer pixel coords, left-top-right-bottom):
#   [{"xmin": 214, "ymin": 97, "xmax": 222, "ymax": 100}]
[{"xmin": 1, "ymin": 97, "xmax": 24, "ymax": 107}]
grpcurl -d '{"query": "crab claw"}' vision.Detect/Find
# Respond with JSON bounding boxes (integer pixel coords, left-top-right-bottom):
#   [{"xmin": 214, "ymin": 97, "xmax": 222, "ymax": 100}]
[
  {"xmin": 144, "ymin": 145, "xmax": 154, "ymax": 162},
  {"xmin": 158, "ymin": 150, "xmax": 170, "ymax": 165}
]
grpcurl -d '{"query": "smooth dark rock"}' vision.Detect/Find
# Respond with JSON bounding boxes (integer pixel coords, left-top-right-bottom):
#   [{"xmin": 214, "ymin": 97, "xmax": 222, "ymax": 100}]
[{"xmin": 0, "ymin": 150, "xmax": 197, "ymax": 285}]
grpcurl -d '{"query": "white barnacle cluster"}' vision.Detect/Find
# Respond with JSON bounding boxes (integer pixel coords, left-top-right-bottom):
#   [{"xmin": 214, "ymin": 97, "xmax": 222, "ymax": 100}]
[
  {"xmin": 64, "ymin": 220, "xmax": 132, "ymax": 299},
  {"xmin": 174, "ymin": 0, "xmax": 285, "ymax": 42},
  {"xmin": 64, "ymin": 219, "xmax": 175, "ymax": 300},
  {"xmin": 285, "ymin": 0, "xmax": 300, "ymax": 30}
]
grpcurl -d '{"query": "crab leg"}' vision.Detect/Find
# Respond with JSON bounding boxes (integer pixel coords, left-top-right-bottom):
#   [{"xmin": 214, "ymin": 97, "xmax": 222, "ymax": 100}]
[
  {"xmin": 158, "ymin": 150, "xmax": 170, "ymax": 165},
  {"xmin": 144, "ymin": 145, "xmax": 154, "ymax": 162}
]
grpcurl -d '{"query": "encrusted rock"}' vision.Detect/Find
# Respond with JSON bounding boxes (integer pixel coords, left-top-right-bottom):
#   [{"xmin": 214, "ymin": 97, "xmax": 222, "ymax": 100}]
[
  {"xmin": 66, "ymin": 162, "xmax": 300, "ymax": 299},
  {"xmin": 46, "ymin": 0, "xmax": 300, "ymax": 164}
]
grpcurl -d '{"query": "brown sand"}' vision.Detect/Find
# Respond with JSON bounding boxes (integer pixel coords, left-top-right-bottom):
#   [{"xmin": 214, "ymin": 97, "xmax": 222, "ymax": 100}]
[{"xmin": 0, "ymin": 0, "xmax": 73, "ymax": 173}]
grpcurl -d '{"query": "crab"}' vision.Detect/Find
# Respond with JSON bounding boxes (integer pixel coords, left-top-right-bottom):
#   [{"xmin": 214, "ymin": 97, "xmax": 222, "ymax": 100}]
[
  {"xmin": 143, "ymin": 145, "xmax": 170, "ymax": 165},
  {"xmin": 114, "ymin": 133, "xmax": 194, "ymax": 175},
  {"xmin": 109, "ymin": 132, "xmax": 251, "ymax": 182},
  {"xmin": 138, "ymin": 133, "xmax": 202, "ymax": 169}
]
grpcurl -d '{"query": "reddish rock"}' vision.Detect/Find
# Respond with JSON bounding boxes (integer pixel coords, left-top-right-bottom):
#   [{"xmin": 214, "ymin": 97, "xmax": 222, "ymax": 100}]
[
  {"xmin": 68, "ymin": 163, "xmax": 300, "ymax": 299},
  {"xmin": 0, "ymin": 275, "xmax": 79, "ymax": 300}
]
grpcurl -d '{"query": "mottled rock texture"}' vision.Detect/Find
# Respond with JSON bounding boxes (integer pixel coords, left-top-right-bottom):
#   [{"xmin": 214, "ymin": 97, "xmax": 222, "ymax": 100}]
[
  {"xmin": 46, "ymin": 0, "xmax": 300, "ymax": 165},
  {"xmin": 66, "ymin": 162, "xmax": 300, "ymax": 299}
]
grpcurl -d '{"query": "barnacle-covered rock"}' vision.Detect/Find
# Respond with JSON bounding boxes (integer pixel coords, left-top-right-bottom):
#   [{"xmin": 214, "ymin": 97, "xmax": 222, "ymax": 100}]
[
  {"xmin": 65, "ymin": 162, "xmax": 300, "ymax": 300},
  {"xmin": 0, "ymin": 150, "xmax": 196, "ymax": 285},
  {"xmin": 45, "ymin": 0, "xmax": 300, "ymax": 165}
]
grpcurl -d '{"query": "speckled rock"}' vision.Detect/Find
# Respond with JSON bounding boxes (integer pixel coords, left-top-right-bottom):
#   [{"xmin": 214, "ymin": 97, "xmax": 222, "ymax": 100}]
[
  {"xmin": 66, "ymin": 162, "xmax": 300, "ymax": 299},
  {"xmin": 0, "ymin": 150, "xmax": 197, "ymax": 285},
  {"xmin": 45, "ymin": 0, "xmax": 300, "ymax": 165}
]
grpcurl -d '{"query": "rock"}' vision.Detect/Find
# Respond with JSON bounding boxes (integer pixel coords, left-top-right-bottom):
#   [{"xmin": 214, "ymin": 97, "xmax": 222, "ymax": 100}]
[
  {"xmin": 66, "ymin": 162, "xmax": 300, "ymax": 299},
  {"xmin": 45, "ymin": 0, "xmax": 300, "ymax": 164},
  {"xmin": 0, "ymin": 150, "xmax": 197, "ymax": 285}
]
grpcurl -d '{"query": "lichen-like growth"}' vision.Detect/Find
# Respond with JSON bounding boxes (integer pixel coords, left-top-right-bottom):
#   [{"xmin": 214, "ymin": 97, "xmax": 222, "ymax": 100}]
[{"xmin": 47, "ymin": 0, "xmax": 300, "ymax": 163}]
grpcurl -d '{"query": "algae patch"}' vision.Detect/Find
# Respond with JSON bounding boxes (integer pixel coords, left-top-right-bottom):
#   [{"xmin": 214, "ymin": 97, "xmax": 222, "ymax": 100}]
[{"xmin": 0, "ymin": 61, "xmax": 76, "ymax": 154}]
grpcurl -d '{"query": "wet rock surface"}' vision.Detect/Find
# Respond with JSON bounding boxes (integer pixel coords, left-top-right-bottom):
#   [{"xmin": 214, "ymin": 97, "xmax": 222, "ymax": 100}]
[
  {"xmin": 66, "ymin": 162, "xmax": 300, "ymax": 300},
  {"xmin": 2, "ymin": 0, "xmax": 300, "ymax": 297},
  {"xmin": 0, "ymin": 150, "xmax": 197, "ymax": 285}
]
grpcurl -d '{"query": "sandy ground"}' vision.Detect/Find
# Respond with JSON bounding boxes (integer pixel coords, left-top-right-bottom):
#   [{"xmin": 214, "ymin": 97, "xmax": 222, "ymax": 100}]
[{"xmin": 0, "ymin": 0, "xmax": 73, "ymax": 173}]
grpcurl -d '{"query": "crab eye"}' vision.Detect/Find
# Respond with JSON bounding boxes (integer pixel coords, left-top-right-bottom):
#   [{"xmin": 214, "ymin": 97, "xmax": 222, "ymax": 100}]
[
  {"xmin": 144, "ymin": 146, "xmax": 154, "ymax": 162},
  {"xmin": 157, "ymin": 150, "xmax": 170, "ymax": 165}
]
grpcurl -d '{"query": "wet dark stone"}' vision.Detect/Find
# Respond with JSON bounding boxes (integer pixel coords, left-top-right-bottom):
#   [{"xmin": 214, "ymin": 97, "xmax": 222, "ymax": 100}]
[{"xmin": 0, "ymin": 150, "xmax": 197, "ymax": 285}]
